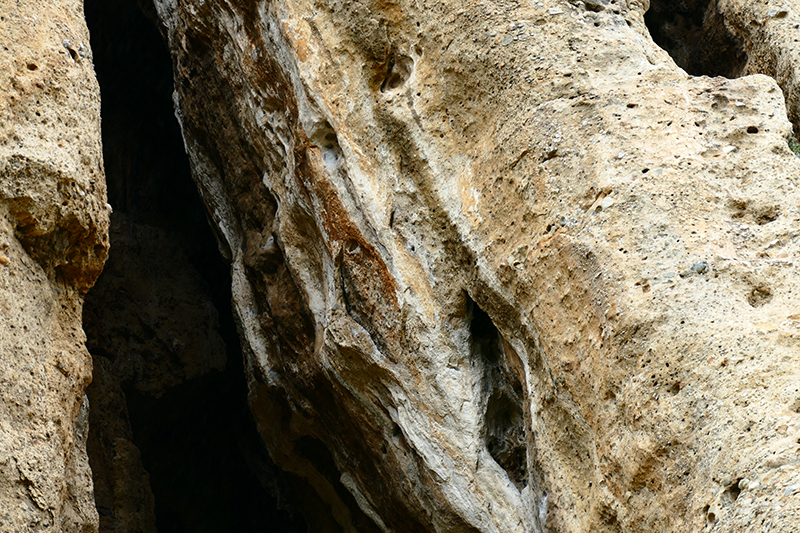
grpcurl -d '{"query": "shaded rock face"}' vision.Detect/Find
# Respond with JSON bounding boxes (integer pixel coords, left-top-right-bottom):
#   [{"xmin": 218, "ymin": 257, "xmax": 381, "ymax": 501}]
[
  {"xmin": 81, "ymin": 0, "xmax": 307, "ymax": 531},
  {"xmin": 645, "ymin": 0, "xmax": 748, "ymax": 78}
]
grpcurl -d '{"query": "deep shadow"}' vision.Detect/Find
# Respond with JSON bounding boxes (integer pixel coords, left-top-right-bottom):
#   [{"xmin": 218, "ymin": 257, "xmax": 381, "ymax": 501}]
[
  {"xmin": 82, "ymin": 0, "xmax": 307, "ymax": 531},
  {"xmin": 466, "ymin": 295, "xmax": 528, "ymax": 489},
  {"xmin": 645, "ymin": 0, "xmax": 747, "ymax": 78}
]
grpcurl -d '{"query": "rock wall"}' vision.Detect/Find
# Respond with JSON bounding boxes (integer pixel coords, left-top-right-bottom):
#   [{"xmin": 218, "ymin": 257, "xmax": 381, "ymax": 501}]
[
  {"xmin": 0, "ymin": 1, "xmax": 109, "ymax": 531},
  {"xmin": 3, "ymin": 0, "xmax": 800, "ymax": 532},
  {"xmin": 144, "ymin": 0, "xmax": 800, "ymax": 531}
]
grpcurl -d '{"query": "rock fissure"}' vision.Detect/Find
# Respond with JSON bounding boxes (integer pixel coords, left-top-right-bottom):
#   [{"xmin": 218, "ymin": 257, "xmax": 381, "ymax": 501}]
[
  {"xmin": 645, "ymin": 0, "xmax": 748, "ymax": 78},
  {"xmin": 467, "ymin": 295, "xmax": 528, "ymax": 491},
  {"xmin": 81, "ymin": 0, "xmax": 307, "ymax": 531}
]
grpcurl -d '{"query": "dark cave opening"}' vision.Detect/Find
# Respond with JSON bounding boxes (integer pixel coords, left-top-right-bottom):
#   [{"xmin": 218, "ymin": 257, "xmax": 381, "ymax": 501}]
[
  {"xmin": 644, "ymin": 0, "xmax": 747, "ymax": 78},
  {"xmin": 82, "ymin": 0, "xmax": 306, "ymax": 531}
]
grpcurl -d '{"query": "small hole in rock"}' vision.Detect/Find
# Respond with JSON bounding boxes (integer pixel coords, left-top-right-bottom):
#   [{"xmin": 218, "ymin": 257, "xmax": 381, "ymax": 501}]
[
  {"xmin": 755, "ymin": 205, "xmax": 779, "ymax": 225},
  {"xmin": 380, "ymin": 54, "xmax": 414, "ymax": 92},
  {"xmin": 748, "ymin": 285, "xmax": 772, "ymax": 307},
  {"xmin": 722, "ymin": 479, "xmax": 742, "ymax": 503},
  {"xmin": 747, "ymin": 126, "xmax": 759, "ymax": 134},
  {"xmin": 345, "ymin": 238, "xmax": 359, "ymax": 253},
  {"xmin": 27, "ymin": 63, "xmax": 38, "ymax": 71}
]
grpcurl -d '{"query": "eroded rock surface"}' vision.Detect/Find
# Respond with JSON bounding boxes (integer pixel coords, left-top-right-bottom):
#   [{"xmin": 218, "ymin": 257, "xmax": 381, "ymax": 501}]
[
  {"xmin": 0, "ymin": 0, "xmax": 109, "ymax": 531},
  {"xmin": 5, "ymin": 0, "xmax": 800, "ymax": 531},
  {"xmin": 143, "ymin": 0, "xmax": 800, "ymax": 531}
]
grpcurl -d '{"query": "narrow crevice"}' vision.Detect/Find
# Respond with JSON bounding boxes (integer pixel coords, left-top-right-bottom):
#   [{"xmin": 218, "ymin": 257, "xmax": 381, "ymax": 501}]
[
  {"xmin": 82, "ymin": 0, "xmax": 306, "ymax": 531},
  {"xmin": 645, "ymin": 0, "xmax": 747, "ymax": 78},
  {"xmin": 466, "ymin": 294, "xmax": 528, "ymax": 489}
]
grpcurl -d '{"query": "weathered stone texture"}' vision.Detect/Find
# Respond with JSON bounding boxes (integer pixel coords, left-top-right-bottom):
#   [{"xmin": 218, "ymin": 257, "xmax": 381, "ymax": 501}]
[
  {"xmin": 0, "ymin": 0, "xmax": 109, "ymax": 532},
  {"xmin": 144, "ymin": 0, "xmax": 800, "ymax": 531},
  {"xmin": 4, "ymin": 0, "xmax": 800, "ymax": 531}
]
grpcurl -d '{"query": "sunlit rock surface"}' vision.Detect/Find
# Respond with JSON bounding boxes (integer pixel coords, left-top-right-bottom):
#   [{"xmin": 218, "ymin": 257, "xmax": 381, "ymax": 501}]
[
  {"xmin": 145, "ymin": 0, "xmax": 800, "ymax": 531},
  {"xmin": 3, "ymin": 0, "xmax": 800, "ymax": 531},
  {"xmin": 0, "ymin": 0, "xmax": 109, "ymax": 531}
]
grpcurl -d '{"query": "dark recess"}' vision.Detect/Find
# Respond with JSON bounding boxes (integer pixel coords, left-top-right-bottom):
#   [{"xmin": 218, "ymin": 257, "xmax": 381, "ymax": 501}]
[
  {"xmin": 466, "ymin": 295, "xmax": 528, "ymax": 489},
  {"xmin": 82, "ymin": 0, "xmax": 306, "ymax": 531},
  {"xmin": 645, "ymin": 0, "xmax": 747, "ymax": 78}
]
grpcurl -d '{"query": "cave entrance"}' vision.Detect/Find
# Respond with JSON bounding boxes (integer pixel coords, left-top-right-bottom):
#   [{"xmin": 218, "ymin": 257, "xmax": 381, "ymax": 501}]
[
  {"xmin": 82, "ymin": 0, "xmax": 306, "ymax": 531},
  {"xmin": 644, "ymin": 0, "xmax": 747, "ymax": 78}
]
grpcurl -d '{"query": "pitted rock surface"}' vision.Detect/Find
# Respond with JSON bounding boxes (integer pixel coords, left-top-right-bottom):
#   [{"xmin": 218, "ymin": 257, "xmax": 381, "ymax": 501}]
[
  {"xmin": 0, "ymin": 0, "xmax": 109, "ymax": 531},
  {"xmin": 142, "ymin": 0, "xmax": 800, "ymax": 531},
  {"xmin": 3, "ymin": 0, "xmax": 800, "ymax": 532}
]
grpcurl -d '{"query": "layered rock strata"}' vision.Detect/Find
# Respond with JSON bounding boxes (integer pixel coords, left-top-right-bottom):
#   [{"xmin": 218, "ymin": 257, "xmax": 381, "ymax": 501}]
[{"xmin": 0, "ymin": 1, "xmax": 109, "ymax": 531}]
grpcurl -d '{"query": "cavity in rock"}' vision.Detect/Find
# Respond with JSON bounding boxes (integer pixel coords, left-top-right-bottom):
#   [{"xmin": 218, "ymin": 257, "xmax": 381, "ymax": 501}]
[
  {"xmin": 82, "ymin": 0, "xmax": 306, "ymax": 531},
  {"xmin": 645, "ymin": 0, "xmax": 747, "ymax": 77},
  {"xmin": 466, "ymin": 294, "xmax": 528, "ymax": 489}
]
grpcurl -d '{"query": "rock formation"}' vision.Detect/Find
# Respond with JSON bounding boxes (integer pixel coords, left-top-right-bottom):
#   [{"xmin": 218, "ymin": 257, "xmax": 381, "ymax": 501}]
[
  {"xmin": 0, "ymin": 1, "xmax": 109, "ymax": 531},
  {"xmin": 143, "ymin": 0, "xmax": 800, "ymax": 530},
  {"xmin": 3, "ymin": 0, "xmax": 800, "ymax": 531}
]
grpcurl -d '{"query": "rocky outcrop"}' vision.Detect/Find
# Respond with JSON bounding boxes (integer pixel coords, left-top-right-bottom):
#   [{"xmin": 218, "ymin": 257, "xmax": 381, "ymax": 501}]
[
  {"xmin": 0, "ymin": 1, "xmax": 109, "ymax": 532},
  {"xmin": 4, "ymin": 0, "xmax": 800, "ymax": 531},
  {"xmin": 140, "ymin": 0, "xmax": 800, "ymax": 531},
  {"xmin": 647, "ymin": 0, "xmax": 800, "ymax": 129}
]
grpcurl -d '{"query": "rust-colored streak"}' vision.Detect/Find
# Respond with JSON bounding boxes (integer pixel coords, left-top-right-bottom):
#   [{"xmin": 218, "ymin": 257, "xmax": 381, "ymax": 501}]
[{"xmin": 309, "ymin": 150, "xmax": 398, "ymax": 309}]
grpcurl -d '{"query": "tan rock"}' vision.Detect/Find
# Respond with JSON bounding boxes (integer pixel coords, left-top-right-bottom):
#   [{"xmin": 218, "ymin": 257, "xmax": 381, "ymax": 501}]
[
  {"xmin": 0, "ymin": 1, "xmax": 108, "ymax": 533},
  {"xmin": 144, "ymin": 0, "xmax": 800, "ymax": 531},
  {"xmin": 0, "ymin": 0, "xmax": 109, "ymax": 532}
]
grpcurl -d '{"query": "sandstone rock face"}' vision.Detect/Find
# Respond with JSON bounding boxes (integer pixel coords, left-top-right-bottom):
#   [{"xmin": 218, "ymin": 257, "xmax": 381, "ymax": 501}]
[
  {"xmin": 0, "ymin": 1, "xmax": 109, "ymax": 532},
  {"xmin": 5, "ymin": 0, "xmax": 800, "ymax": 532},
  {"xmin": 147, "ymin": 0, "xmax": 800, "ymax": 531}
]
